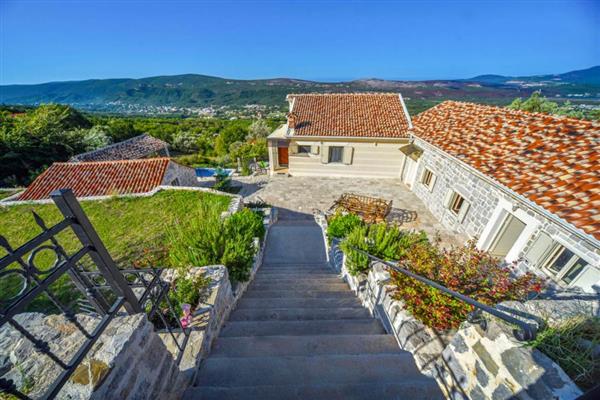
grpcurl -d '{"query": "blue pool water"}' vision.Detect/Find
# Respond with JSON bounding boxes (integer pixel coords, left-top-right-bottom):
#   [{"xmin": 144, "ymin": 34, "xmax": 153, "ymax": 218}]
[{"xmin": 195, "ymin": 168, "xmax": 234, "ymax": 177}]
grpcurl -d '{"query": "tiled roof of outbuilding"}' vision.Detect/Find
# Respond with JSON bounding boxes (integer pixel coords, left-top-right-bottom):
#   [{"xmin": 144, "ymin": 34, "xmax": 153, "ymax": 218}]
[
  {"xmin": 70, "ymin": 134, "xmax": 168, "ymax": 162},
  {"xmin": 18, "ymin": 158, "xmax": 170, "ymax": 201},
  {"xmin": 286, "ymin": 93, "xmax": 411, "ymax": 138},
  {"xmin": 413, "ymin": 101, "xmax": 600, "ymax": 240}
]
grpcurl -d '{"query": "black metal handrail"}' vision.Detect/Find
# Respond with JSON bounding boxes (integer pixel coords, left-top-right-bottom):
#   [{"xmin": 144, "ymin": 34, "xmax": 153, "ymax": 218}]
[{"xmin": 347, "ymin": 246, "xmax": 538, "ymax": 341}]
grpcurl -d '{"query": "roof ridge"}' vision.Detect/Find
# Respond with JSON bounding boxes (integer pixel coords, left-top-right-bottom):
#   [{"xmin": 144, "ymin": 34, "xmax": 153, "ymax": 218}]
[
  {"xmin": 287, "ymin": 92, "xmax": 402, "ymax": 96},
  {"xmin": 55, "ymin": 157, "xmax": 171, "ymax": 166}
]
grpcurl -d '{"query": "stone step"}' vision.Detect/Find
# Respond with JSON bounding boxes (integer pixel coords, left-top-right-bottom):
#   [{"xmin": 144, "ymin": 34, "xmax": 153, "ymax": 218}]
[
  {"xmin": 229, "ymin": 307, "xmax": 370, "ymax": 322},
  {"xmin": 259, "ymin": 266, "xmax": 332, "ymax": 273},
  {"xmin": 249, "ymin": 281, "xmax": 350, "ymax": 291},
  {"xmin": 253, "ymin": 275, "xmax": 344, "ymax": 284},
  {"xmin": 184, "ymin": 382, "xmax": 443, "ymax": 400},
  {"xmin": 257, "ymin": 269, "xmax": 338, "ymax": 279},
  {"xmin": 236, "ymin": 297, "xmax": 363, "ymax": 309},
  {"xmin": 211, "ymin": 334, "xmax": 400, "ymax": 357},
  {"xmin": 261, "ymin": 262, "xmax": 331, "ymax": 267},
  {"xmin": 243, "ymin": 289, "xmax": 354, "ymax": 299},
  {"xmin": 195, "ymin": 353, "xmax": 425, "ymax": 387},
  {"xmin": 220, "ymin": 319, "xmax": 385, "ymax": 337}
]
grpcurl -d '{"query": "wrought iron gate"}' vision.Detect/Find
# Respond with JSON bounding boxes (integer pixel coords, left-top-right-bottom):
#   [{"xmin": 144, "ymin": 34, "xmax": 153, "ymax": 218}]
[{"xmin": 0, "ymin": 189, "xmax": 189, "ymax": 399}]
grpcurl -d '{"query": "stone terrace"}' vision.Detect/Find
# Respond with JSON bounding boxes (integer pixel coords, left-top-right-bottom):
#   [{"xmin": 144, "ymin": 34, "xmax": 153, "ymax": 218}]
[{"xmin": 238, "ymin": 176, "xmax": 466, "ymax": 247}]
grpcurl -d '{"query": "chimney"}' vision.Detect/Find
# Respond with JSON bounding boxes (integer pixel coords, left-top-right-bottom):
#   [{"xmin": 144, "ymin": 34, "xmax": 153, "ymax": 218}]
[{"xmin": 287, "ymin": 112, "xmax": 298, "ymax": 129}]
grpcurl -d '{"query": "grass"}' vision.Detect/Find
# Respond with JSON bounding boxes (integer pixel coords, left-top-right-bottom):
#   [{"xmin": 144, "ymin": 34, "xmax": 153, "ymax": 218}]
[
  {"xmin": 528, "ymin": 316, "xmax": 600, "ymax": 390},
  {"xmin": 0, "ymin": 190, "xmax": 21, "ymax": 200},
  {"xmin": 0, "ymin": 189, "xmax": 230, "ymax": 311}
]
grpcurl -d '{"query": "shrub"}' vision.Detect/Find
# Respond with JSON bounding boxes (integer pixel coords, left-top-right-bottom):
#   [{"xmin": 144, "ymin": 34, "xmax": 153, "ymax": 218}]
[
  {"xmin": 527, "ymin": 316, "xmax": 600, "ymax": 390},
  {"xmin": 326, "ymin": 212, "xmax": 363, "ymax": 242},
  {"xmin": 340, "ymin": 222, "xmax": 428, "ymax": 276},
  {"xmin": 166, "ymin": 206, "xmax": 263, "ymax": 283},
  {"xmin": 169, "ymin": 271, "xmax": 211, "ymax": 313},
  {"xmin": 389, "ymin": 240, "xmax": 545, "ymax": 331}
]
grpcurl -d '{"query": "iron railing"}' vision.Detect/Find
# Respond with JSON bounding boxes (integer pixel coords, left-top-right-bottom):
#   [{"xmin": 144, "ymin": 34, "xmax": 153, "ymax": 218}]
[
  {"xmin": 346, "ymin": 246, "xmax": 538, "ymax": 341},
  {"xmin": 0, "ymin": 189, "xmax": 188, "ymax": 399}
]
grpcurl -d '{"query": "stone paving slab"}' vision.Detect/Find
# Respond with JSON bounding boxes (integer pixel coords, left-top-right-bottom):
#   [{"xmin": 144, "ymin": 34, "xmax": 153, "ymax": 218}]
[{"xmin": 236, "ymin": 175, "xmax": 466, "ymax": 248}]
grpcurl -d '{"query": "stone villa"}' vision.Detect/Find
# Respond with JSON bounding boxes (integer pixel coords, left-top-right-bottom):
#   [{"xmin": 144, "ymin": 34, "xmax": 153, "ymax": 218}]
[{"xmin": 268, "ymin": 93, "xmax": 600, "ymax": 293}]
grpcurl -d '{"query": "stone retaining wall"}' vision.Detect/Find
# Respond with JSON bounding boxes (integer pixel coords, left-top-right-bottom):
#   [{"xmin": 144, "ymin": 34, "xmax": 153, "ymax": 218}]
[{"xmin": 318, "ymin": 216, "xmax": 587, "ymax": 400}]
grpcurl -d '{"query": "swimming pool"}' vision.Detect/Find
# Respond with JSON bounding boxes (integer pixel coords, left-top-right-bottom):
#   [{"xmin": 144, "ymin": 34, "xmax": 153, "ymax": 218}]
[{"xmin": 195, "ymin": 168, "xmax": 234, "ymax": 178}]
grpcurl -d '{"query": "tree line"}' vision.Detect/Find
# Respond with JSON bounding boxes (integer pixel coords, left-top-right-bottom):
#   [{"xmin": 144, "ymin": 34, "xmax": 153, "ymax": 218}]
[{"xmin": 0, "ymin": 104, "xmax": 282, "ymax": 187}]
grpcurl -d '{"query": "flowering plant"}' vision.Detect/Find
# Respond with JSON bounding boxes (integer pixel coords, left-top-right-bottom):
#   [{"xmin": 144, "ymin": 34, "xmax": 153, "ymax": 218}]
[{"xmin": 389, "ymin": 240, "xmax": 545, "ymax": 331}]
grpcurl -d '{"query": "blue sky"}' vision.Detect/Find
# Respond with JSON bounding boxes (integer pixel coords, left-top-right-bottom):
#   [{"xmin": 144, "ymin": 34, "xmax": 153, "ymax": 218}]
[{"xmin": 0, "ymin": 0, "xmax": 598, "ymax": 84}]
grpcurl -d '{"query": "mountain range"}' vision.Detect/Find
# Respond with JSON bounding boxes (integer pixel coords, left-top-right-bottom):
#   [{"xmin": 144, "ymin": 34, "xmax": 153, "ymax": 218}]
[{"xmin": 1, "ymin": 66, "xmax": 598, "ymax": 115}]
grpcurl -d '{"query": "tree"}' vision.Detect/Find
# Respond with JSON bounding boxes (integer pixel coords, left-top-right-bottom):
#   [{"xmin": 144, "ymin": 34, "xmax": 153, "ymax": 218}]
[
  {"xmin": 508, "ymin": 91, "xmax": 585, "ymax": 119},
  {"xmin": 246, "ymin": 119, "xmax": 271, "ymax": 142},
  {"xmin": 172, "ymin": 130, "xmax": 200, "ymax": 152}
]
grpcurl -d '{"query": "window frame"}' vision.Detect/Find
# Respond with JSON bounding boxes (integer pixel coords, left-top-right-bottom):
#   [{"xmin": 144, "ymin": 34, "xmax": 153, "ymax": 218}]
[
  {"xmin": 540, "ymin": 243, "xmax": 589, "ymax": 285},
  {"xmin": 448, "ymin": 192, "xmax": 465, "ymax": 216},
  {"xmin": 328, "ymin": 146, "xmax": 344, "ymax": 164},
  {"xmin": 420, "ymin": 167, "xmax": 436, "ymax": 191}
]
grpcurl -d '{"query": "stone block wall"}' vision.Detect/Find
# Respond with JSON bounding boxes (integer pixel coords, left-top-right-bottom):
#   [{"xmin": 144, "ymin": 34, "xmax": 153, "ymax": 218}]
[
  {"xmin": 411, "ymin": 137, "xmax": 500, "ymax": 239},
  {"xmin": 0, "ymin": 312, "xmax": 178, "ymax": 400},
  {"xmin": 439, "ymin": 320, "xmax": 582, "ymax": 400},
  {"xmin": 411, "ymin": 137, "xmax": 600, "ymax": 293}
]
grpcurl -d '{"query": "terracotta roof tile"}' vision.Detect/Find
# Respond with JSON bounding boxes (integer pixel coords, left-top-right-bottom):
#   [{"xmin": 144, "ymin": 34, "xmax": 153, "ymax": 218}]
[
  {"xmin": 413, "ymin": 101, "xmax": 600, "ymax": 241},
  {"xmin": 287, "ymin": 93, "xmax": 411, "ymax": 138},
  {"xmin": 70, "ymin": 134, "xmax": 168, "ymax": 162},
  {"xmin": 18, "ymin": 158, "xmax": 170, "ymax": 201}
]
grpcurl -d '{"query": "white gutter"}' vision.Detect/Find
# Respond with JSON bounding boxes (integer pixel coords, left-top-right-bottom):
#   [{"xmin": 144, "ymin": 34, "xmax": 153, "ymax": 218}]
[{"xmin": 413, "ymin": 134, "xmax": 600, "ymax": 248}]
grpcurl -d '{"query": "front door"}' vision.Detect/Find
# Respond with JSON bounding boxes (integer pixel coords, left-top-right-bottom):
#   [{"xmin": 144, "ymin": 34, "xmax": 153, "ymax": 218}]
[{"xmin": 278, "ymin": 147, "xmax": 289, "ymax": 166}]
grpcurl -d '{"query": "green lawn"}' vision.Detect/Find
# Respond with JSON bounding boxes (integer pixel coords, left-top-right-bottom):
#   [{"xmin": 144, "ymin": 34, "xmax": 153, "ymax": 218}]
[{"xmin": 0, "ymin": 189, "xmax": 230, "ymax": 311}]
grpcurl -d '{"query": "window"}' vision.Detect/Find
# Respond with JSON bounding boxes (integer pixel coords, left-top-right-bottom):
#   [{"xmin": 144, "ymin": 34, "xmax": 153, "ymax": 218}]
[
  {"xmin": 542, "ymin": 245, "xmax": 589, "ymax": 285},
  {"xmin": 329, "ymin": 146, "xmax": 344, "ymax": 163},
  {"xmin": 297, "ymin": 145, "xmax": 311, "ymax": 154},
  {"xmin": 421, "ymin": 168, "xmax": 435, "ymax": 190},
  {"xmin": 449, "ymin": 192, "xmax": 465, "ymax": 215},
  {"xmin": 487, "ymin": 212, "xmax": 526, "ymax": 258},
  {"xmin": 444, "ymin": 190, "xmax": 470, "ymax": 223}
]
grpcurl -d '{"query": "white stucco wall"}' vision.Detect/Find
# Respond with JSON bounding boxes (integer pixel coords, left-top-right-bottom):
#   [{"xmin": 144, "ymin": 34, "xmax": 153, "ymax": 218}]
[{"xmin": 287, "ymin": 138, "xmax": 409, "ymax": 178}]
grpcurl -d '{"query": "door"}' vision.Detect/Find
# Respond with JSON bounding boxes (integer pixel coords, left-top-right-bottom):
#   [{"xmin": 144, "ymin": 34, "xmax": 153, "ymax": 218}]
[
  {"xmin": 488, "ymin": 212, "xmax": 527, "ymax": 259},
  {"xmin": 278, "ymin": 146, "xmax": 289, "ymax": 166},
  {"xmin": 402, "ymin": 157, "xmax": 417, "ymax": 187}
]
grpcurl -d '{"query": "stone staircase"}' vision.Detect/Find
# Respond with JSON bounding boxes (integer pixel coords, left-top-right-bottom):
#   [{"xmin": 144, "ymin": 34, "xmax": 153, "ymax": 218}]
[{"xmin": 184, "ymin": 211, "xmax": 443, "ymax": 400}]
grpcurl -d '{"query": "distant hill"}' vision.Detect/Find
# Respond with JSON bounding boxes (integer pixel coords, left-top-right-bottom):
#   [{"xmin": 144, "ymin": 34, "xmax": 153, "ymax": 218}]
[
  {"xmin": 468, "ymin": 66, "xmax": 600, "ymax": 86},
  {"xmin": 1, "ymin": 66, "xmax": 598, "ymax": 115}
]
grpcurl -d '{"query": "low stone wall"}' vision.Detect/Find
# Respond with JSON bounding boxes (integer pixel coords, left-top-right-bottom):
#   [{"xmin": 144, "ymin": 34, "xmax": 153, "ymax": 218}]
[
  {"xmin": 319, "ymin": 217, "xmax": 586, "ymax": 400},
  {"xmin": 439, "ymin": 318, "xmax": 582, "ymax": 400},
  {"xmin": 0, "ymin": 312, "xmax": 177, "ymax": 400}
]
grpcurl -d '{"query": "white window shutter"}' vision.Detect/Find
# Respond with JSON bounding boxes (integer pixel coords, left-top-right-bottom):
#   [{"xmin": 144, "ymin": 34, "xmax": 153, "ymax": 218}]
[
  {"xmin": 311, "ymin": 145, "xmax": 320, "ymax": 155},
  {"xmin": 321, "ymin": 146, "xmax": 329, "ymax": 163},
  {"xmin": 444, "ymin": 190, "xmax": 454, "ymax": 209},
  {"xmin": 342, "ymin": 147, "xmax": 354, "ymax": 165},
  {"xmin": 524, "ymin": 232, "xmax": 554, "ymax": 267},
  {"xmin": 289, "ymin": 144, "xmax": 298, "ymax": 155},
  {"xmin": 457, "ymin": 201, "xmax": 470, "ymax": 223},
  {"xmin": 429, "ymin": 174, "xmax": 437, "ymax": 191}
]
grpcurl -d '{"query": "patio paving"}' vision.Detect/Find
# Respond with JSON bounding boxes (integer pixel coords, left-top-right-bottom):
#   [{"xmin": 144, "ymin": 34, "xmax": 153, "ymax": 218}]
[{"xmin": 235, "ymin": 175, "xmax": 467, "ymax": 248}]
